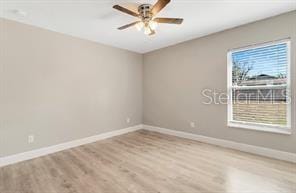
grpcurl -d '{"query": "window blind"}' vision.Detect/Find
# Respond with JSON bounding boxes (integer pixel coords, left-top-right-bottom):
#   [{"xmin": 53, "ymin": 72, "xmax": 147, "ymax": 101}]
[{"xmin": 229, "ymin": 41, "xmax": 290, "ymax": 128}]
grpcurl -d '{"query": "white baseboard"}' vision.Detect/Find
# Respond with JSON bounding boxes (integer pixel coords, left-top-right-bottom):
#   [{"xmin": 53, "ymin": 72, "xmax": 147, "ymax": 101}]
[
  {"xmin": 143, "ymin": 125, "xmax": 296, "ymax": 163},
  {"xmin": 0, "ymin": 124, "xmax": 143, "ymax": 167},
  {"xmin": 2, "ymin": 124, "xmax": 294, "ymax": 167}
]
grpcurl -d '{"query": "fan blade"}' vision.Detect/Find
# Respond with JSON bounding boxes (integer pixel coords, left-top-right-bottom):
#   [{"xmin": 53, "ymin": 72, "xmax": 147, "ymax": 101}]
[
  {"xmin": 151, "ymin": 0, "xmax": 171, "ymax": 16},
  {"xmin": 154, "ymin": 18, "xmax": 183, "ymax": 24},
  {"xmin": 118, "ymin": 21, "xmax": 140, "ymax": 30},
  {"xmin": 113, "ymin": 5, "xmax": 139, "ymax": 17}
]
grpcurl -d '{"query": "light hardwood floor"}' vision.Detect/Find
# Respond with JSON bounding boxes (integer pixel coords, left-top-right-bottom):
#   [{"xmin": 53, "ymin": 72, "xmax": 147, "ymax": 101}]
[{"xmin": 0, "ymin": 130, "xmax": 295, "ymax": 193}]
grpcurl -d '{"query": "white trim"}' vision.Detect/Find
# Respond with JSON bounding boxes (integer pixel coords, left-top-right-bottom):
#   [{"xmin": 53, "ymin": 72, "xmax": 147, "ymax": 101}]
[
  {"xmin": 143, "ymin": 125, "xmax": 296, "ymax": 163},
  {"xmin": 286, "ymin": 40, "xmax": 292, "ymax": 130},
  {"xmin": 227, "ymin": 39, "xmax": 292, "ymax": 133},
  {"xmin": 0, "ymin": 124, "xmax": 143, "ymax": 167},
  {"xmin": 232, "ymin": 85, "xmax": 287, "ymax": 90},
  {"xmin": 228, "ymin": 121, "xmax": 291, "ymax": 135},
  {"xmin": 228, "ymin": 38, "xmax": 291, "ymax": 53},
  {"xmin": 227, "ymin": 51, "xmax": 233, "ymax": 123}
]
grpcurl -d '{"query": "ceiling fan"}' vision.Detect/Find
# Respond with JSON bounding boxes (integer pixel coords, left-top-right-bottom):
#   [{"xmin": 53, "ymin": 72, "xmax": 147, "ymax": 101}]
[{"xmin": 113, "ymin": 0, "xmax": 183, "ymax": 36}]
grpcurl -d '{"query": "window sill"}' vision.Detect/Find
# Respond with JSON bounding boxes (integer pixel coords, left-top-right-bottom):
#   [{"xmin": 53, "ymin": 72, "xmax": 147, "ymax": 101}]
[{"xmin": 228, "ymin": 121, "xmax": 292, "ymax": 135}]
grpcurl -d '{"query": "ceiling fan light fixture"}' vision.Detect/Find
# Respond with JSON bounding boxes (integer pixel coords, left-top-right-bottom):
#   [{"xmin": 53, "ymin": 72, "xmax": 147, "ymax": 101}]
[
  {"xmin": 144, "ymin": 26, "xmax": 152, "ymax": 35},
  {"xmin": 149, "ymin": 20, "xmax": 158, "ymax": 30},
  {"xmin": 135, "ymin": 22, "xmax": 144, "ymax": 31}
]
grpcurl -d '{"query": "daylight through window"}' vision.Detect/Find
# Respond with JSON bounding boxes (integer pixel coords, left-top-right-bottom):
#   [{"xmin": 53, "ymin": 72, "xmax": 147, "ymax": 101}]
[{"xmin": 227, "ymin": 40, "xmax": 291, "ymax": 133}]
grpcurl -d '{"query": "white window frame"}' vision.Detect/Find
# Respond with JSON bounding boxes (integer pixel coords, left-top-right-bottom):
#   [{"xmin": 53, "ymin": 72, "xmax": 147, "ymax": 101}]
[{"xmin": 227, "ymin": 39, "xmax": 292, "ymax": 135}]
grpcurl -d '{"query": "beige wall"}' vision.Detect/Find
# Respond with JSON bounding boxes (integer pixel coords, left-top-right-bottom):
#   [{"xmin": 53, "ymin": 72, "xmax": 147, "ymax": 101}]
[
  {"xmin": 0, "ymin": 19, "xmax": 143, "ymax": 157},
  {"xmin": 143, "ymin": 11, "xmax": 296, "ymax": 153}
]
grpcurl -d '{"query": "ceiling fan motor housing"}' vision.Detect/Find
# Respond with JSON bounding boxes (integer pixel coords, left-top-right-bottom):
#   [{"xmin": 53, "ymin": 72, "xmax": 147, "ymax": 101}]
[{"xmin": 138, "ymin": 4, "xmax": 153, "ymax": 21}]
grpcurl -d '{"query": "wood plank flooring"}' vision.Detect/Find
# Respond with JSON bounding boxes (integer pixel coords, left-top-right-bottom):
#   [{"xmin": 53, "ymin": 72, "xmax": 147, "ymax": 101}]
[{"xmin": 0, "ymin": 130, "xmax": 295, "ymax": 193}]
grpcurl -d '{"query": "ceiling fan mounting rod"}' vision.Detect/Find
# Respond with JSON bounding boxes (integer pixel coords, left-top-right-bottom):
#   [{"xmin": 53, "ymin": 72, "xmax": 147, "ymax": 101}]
[{"xmin": 138, "ymin": 4, "xmax": 153, "ymax": 21}]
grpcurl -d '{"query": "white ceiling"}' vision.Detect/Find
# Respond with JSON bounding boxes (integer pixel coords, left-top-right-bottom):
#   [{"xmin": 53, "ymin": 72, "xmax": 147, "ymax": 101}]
[{"xmin": 1, "ymin": 0, "xmax": 295, "ymax": 53}]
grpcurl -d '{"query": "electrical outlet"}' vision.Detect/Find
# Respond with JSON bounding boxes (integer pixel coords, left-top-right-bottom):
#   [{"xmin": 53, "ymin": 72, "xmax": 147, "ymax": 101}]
[
  {"xmin": 126, "ymin": 117, "xmax": 131, "ymax": 123},
  {"xmin": 28, "ymin": 135, "xmax": 34, "ymax": 144},
  {"xmin": 190, "ymin": 122, "xmax": 196, "ymax": 128}
]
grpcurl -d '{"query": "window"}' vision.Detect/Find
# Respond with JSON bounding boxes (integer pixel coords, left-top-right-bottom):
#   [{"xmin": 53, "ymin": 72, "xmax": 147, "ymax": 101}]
[{"xmin": 227, "ymin": 40, "xmax": 291, "ymax": 134}]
